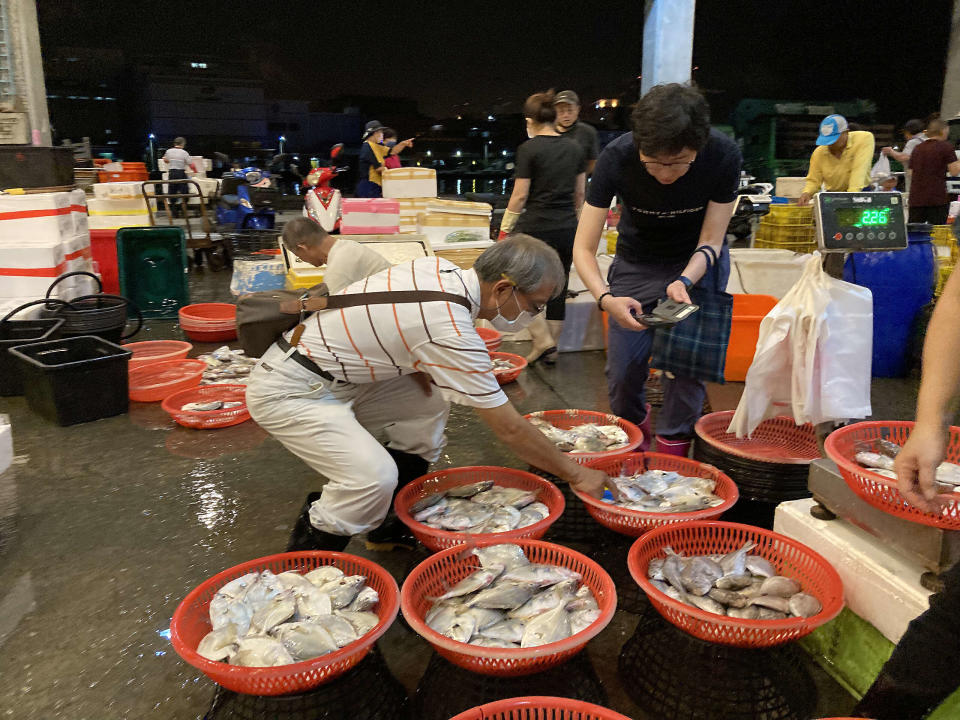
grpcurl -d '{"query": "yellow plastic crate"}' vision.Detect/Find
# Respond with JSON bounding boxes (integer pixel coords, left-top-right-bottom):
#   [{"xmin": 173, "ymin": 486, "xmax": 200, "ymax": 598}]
[
  {"xmin": 763, "ymin": 204, "xmax": 815, "ymax": 226},
  {"xmin": 434, "ymin": 247, "xmax": 485, "ymax": 269},
  {"xmin": 931, "ymin": 225, "xmax": 959, "ymax": 264},
  {"xmin": 604, "ymin": 229, "xmax": 618, "ymax": 255},
  {"xmin": 936, "ymin": 262, "xmax": 955, "ymax": 297}
]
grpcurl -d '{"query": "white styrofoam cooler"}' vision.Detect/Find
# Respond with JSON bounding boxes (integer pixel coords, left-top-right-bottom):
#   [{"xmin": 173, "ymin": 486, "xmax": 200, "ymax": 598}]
[
  {"xmin": 70, "ymin": 188, "xmax": 88, "ymax": 235},
  {"xmin": 0, "ymin": 193, "xmax": 74, "ymax": 245},
  {"xmin": 381, "ymin": 168, "xmax": 438, "ymax": 199},
  {"xmin": 92, "ymin": 182, "xmax": 143, "ymax": 200},
  {"xmin": 726, "ymin": 248, "xmax": 809, "ymax": 298},
  {"xmin": 87, "ymin": 197, "xmax": 151, "ymax": 216},
  {"xmin": 417, "ymin": 212, "xmax": 491, "ymax": 248},
  {"xmin": 0, "ymin": 241, "xmax": 67, "ymax": 297},
  {"xmin": 87, "ymin": 214, "xmax": 152, "ymax": 230},
  {"xmin": 341, "ymin": 199, "xmax": 400, "ymax": 235}
]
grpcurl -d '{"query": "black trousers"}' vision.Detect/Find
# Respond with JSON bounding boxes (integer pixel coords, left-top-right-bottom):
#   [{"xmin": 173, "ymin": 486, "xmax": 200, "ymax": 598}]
[
  {"xmin": 854, "ymin": 560, "xmax": 960, "ymax": 718},
  {"xmin": 909, "ymin": 204, "xmax": 950, "ymax": 225},
  {"xmin": 521, "ymin": 226, "xmax": 575, "ymax": 321}
]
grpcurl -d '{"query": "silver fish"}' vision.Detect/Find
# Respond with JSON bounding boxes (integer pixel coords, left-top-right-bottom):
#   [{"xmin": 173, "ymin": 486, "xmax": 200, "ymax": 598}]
[
  {"xmin": 347, "ymin": 586, "xmax": 379, "ymax": 612},
  {"xmin": 444, "ymin": 614, "xmax": 478, "ymax": 643},
  {"xmin": 855, "ymin": 452, "xmax": 896, "ymax": 471},
  {"xmin": 501, "ymin": 564, "xmax": 580, "ymax": 587},
  {"xmin": 230, "ymin": 636, "xmax": 295, "ymax": 667},
  {"xmin": 479, "ymin": 619, "xmax": 526, "ymax": 643},
  {"xmin": 272, "ymin": 622, "xmax": 338, "ymax": 661},
  {"xmin": 222, "ymin": 401, "xmax": 243, "ymax": 409},
  {"xmin": 210, "ymin": 594, "xmax": 253, "ymax": 635},
  {"xmin": 508, "ymin": 580, "xmax": 578, "ymax": 620},
  {"xmin": 335, "ymin": 610, "xmax": 379, "ymax": 636},
  {"xmin": 566, "ymin": 585, "xmax": 599, "ymax": 612},
  {"xmin": 661, "ymin": 548, "xmax": 689, "ymax": 599},
  {"xmin": 749, "ymin": 595, "xmax": 792, "ymax": 613},
  {"xmin": 433, "ymin": 565, "xmax": 504, "ymax": 601},
  {"xmin": 518, "ymin": 503, "xmax": 550, "ymax": 528},
  {"xmin": 788, "ymin": 593, "xmax": 822, "ymax": 618},
  {"xmin": 425, "ymin": 600, "xmax": 463, "ymax": 634},
  {"xmin": 446, "ymin": 481, "xmax": 495, "ymax": 498},
  {"xmin": 466, "ymin": 581, "xmax": 534, "ymax": 610},
  {"xmin": 757, "ymin": 607, "xmax": 789, "ymax": 620},
  {"xmin": 471, "ymin": 637, "xmax": 520, "ymax": 648},
  {"xmin": 715, "ymin": 573, "xmax": 754, "ymax": 591},
  {"xmin": 520, "ymin": 603, "xmax": 571, "ymax": 647},
  {"xmin": 647, "ymin": 558, "xmax": 665, "ymax": 582},
  {"xmin": 708, "ymin": 588, "xmax": 748, "ymax": 608},
  {"xmin": 276, "ymin": 571, "xmax": 316, "ymax": 595},
  {"xmin": 570, "ymin": 608, "xmax": 601, "ymax": 634},
  {"xmin": 410, "ymin": 492, "xmax": 447, "ymax": 515},
  {"xmin": 319, "ymin": 575, "xmax": 367, "ymax": 609},
  {"xmin": 414, "ymin": 498, "xmax": 449, "ymax": 523},
  {"xmin": 308, "ymin": 613, "xmax": 359, "ymax": 647},
  {"xmin": 727, "ymin": 605, "xmax": 761, "ymax": 620},
  {"xmin": 745, "ymin": 555, "xmax": 776, "ymax": 578},
  {"xmin": 681, "ymin": 557, "xmax": 723, "ymax": 596},
  {"xmin": 459, "ymin": 607, "xmax": 504, "ymax": 630},
  {"xmin": 181, "ymin": 401, "xmax": 223, "ymax": 411},
  {"xmin": 719, "ymin": 542, "xmax": 756, "ymax": 576},
  {"xmin": 471, "ymin": 544, "xmax": 530, "ymax": 571},
  {"xmin": 304, "ymin": 566, "xmax": 344, "ymax": 586},
  {"xmin": 197, "ymin": 626, "xmax": 238, "ymax": 661},
  {"xmin": 687, "ymin": 594, "xmax": 726, "ymax": 615},
  {"xmin": 249, "ymin": 590, "xmax": 296, "ymax": 635},
  {"xmin": 294, "ymin": 585, "xmax": 333, "ymax": 620},
  {"xmin": 759, "ymin": 576, "xmax": 801, "ymax": 598}
]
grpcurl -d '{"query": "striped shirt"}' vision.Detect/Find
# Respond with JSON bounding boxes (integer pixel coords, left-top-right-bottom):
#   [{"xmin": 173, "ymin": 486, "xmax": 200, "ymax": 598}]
[{"xmin": 286, "ymin": 256, "xmax": 507, "ymax": 409}]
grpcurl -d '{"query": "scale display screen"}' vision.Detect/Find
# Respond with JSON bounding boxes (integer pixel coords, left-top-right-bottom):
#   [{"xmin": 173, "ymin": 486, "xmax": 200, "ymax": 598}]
[{"xmin": 814, "ymin": 192, "xmax": 908, "ymax": 252}]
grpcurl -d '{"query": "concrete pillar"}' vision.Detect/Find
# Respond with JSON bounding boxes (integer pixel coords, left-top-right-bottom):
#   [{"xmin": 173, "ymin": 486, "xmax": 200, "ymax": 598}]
[
  {"xmin": 6, "ymin": 0, "xmax": 50, "ymax": 145},
  {"xmin": 641, "ymin": 0, "xmax": 696, "ymax": 97},
  {"xmin": 941, "ymin": 0, "xmax": 960, "ymax": 120}
]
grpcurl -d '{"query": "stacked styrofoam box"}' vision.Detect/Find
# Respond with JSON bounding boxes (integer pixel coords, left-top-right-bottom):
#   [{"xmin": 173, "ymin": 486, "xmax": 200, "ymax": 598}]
[
  {"xmin": 86, "ymin": 194, "xmax": 153, "ymax": 230},
  {"xmin": 416, "ymin": 199, "xmax": 493, "ymax": 249},
  {"xmin": 341, "ymin": 199, "xmax": 400, "ymax": 235},
  {"xmin": 381, "ymin": 168, "xmax": 438, "ymax": 199},
  {"xmin": 397, "ymin": 198, "xmax": 429, "ymax": 233}
]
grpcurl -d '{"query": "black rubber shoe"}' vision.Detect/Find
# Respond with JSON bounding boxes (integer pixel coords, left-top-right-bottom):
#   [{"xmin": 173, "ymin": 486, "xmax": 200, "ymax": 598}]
[
  {"xmin": 365, "ymin": 515, "xmax": 417, "ymax": 552},
  {"xmin": 286, "ymin": 492, "xmax": 350, "ymax": 552}
]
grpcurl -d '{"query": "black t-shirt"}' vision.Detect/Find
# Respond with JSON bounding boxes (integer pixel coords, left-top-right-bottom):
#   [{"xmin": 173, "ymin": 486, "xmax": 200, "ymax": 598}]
[
  {"xmin": 514, "ymin": 135, "xmax": 586, "ymax": 232},
  {"xmin": 559, "ymin": 121, "xmax": 599, "ymax": 162},
  {"xmin": 587, "ymin": 129, "xmax": 742, "ymax": 263}
]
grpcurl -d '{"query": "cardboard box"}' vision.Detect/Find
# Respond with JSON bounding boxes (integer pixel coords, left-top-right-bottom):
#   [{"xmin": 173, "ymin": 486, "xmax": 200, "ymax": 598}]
[
  {"xmin": 381, "ymin": 168, "xmax": 438, "ymax": 199},
  {"xmin": 341, "ymin": 198, "xmax": 400, "ymax": 235},
  {"xmin": 0, "ymin": 193, "xmax": 74, "ymax": 245}
]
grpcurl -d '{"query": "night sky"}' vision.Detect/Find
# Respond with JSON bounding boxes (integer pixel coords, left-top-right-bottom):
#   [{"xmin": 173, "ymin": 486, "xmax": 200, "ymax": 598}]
[{"xmin": 39, "ymin": 0, "xmax": 955, "ymax": 124}]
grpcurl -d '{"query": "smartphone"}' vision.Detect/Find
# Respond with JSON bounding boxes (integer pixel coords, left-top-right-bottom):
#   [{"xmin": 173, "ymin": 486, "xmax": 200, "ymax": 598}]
[{"xmin": 638, "ymin": 298, "xmax": 700, "ymax": 328}]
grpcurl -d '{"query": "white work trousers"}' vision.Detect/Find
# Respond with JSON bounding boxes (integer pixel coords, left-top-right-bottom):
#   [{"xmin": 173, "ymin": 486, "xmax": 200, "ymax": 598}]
[{"xmin": 246, "ymin": 344, "xmax": 449, "ymax": 536}]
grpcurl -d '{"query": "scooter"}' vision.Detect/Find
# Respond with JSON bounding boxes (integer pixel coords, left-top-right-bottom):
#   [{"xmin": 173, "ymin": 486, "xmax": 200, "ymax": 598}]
[
  {"xmin": 302, "ymin": 144, "xmax": 349, "ymax": 233},
  {"xmin": 216, "ymin": 167, "xmax": 277, "ymax": 230}
]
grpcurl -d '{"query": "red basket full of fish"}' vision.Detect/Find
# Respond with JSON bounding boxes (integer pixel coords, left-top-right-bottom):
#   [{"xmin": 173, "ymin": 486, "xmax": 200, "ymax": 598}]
[
  {"xmin": 401, "ymin": 538, "xmax": 616, "ymax": 676},
  {"xmin": 161, "ymin": 384, "xmax": 250, "ymax": 429},
  {"xmin": 576, "ymin": 453, "xmax": 739, "ymax": 537},
  {"xmin": 448, "ymin": 697, "xmax": 634, "ymax": 720},
  {"xmin": 489, "ymin": 351, "xmax": 527, "ymax": 385},
  {"xmin": 476, "ymin": 327, "xmax": 503, "ymax": 352},
  {"xmin": 169, "ymin": 551, "xmax": 399, "ymax": 696},
  {"xmin": 523, "ymin": 409, "xmax": 643, "ymax": 463},
  {"xmin": 627, "ymin": 521, "xmax": 843, "ymax": 648},
  {"xmin": 394, "ymin": 467, "xmax": 565, "ymax": 552},
  {"xmin": 824, "ymin": 421, "xmax": 960, "ymax": 530}
]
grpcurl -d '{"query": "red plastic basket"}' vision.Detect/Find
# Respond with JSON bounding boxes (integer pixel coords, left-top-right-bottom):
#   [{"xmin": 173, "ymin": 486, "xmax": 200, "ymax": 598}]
[
  {"xmin": 824, "ymin": 421, "xmax": 960, "ymax": 530},
  {"xmin": 394, "ymin": 466, "xmax": 565, "ymax": 551},
  {"xmin": 128, "ymin": 359, "xmax": 206, "ymax": 402},
  {"xmin": 489, "ymin": 351, "xmax": 527, "ymax": 385},
  {"xmin": 161, "ymin": 384, "xmax": 250, "ymax": 429},
  {"xmin": 170, "ymin": 551, "xmax": 399, "ymax": 696},
  {"xmin": 179, "ymin": 303, "xmax": 237, "ymax": 325},
  {"xmin": 628, "ymin": 521, "xmax": 844, "ymax": 648},
  {"xmin": 523, "ymin": 409, "xmax": 644, "ymax": 463},
  {"xmin": 401, "ymin": 538, "xmax": 616, "ymax": 676},
  {"xmin": 476, "ymin": 327, "xmax": 503, "ymax": 351},
  {"xmin": 123, "ymin": 340, "xmax": 193, "ymax": 370},
  {"xmin": 695, "ymin": 411, "xmax": 820, "ymax": 464},
  {"xmin": 448, "ymin": 697, "xmax": 634, "ymax": 720},
  {"xmin": 576, "ymin": 452, "xmax": 739, "ymax": 537}
]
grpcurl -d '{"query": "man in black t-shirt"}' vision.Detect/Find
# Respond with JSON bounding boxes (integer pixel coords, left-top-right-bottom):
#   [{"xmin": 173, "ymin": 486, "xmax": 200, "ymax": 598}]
[
  {"xmin": 555, "ymin": 90, "xmax": 599, "ymax": 175},
  {"xmin": 572, "ymin": 84, "xmax": 741, "ymax": 457}
]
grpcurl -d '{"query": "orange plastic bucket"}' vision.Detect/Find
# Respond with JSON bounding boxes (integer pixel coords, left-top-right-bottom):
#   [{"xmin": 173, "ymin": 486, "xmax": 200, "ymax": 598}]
[{"xmin": 724, "ymin": 294, "xmax": 778, "ymax": 382}]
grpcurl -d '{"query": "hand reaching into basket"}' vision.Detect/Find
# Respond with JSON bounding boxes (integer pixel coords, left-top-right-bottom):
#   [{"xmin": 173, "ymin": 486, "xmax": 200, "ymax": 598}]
[
  {"xmin": 895, "ymin": 423, "xmax": 949, "ymax": 513},
  {"xmin": 570, "ymin": 466, "xmax": 618, "ymax": 500}
]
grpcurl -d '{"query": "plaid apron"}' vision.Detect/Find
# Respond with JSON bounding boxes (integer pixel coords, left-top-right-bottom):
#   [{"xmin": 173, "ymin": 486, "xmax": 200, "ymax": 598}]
[{"xmin": 650, "ymin": 246, "xmax": 733, "ymax": 384}]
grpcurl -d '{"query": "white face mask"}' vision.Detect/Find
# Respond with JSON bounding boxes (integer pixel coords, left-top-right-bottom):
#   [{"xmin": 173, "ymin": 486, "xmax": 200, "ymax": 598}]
[{"xmin": 489, "ymin": 288, "xmax": 536, "ymax": 332}]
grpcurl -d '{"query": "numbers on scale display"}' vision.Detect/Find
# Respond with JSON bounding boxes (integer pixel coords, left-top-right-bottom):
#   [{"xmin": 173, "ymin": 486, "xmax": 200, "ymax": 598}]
[{"xmin": 835, "ymin": 207, "xmax": 891, "ymax": 228}]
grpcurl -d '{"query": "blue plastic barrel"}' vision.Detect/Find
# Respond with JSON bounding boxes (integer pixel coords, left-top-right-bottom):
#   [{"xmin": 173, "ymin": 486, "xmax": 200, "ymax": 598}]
[{"xmin": 843, "ymin": 223, "xmax": 935, "ymax": 377}]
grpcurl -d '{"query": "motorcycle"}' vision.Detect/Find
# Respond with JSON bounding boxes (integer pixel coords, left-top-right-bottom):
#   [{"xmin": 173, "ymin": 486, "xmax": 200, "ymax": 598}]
[
  {"xmin": 215, "ymin": 167, "xmax": 277, "ymax": 230},
  {"xmin": 302, "ymin": 144, "xmax": 349, "ymax": 233}
]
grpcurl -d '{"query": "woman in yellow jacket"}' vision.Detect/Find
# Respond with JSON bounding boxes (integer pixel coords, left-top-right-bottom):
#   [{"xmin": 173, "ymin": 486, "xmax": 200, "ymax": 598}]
[{"xmin": 797, "ymin": 114, "xmax": 875, "ymax": 205}]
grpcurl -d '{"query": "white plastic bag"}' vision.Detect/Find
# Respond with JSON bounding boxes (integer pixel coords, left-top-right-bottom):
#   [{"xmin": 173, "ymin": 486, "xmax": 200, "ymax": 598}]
[
  {"xmin": 728, "ymin": 253, "xmax": 873, "ymax": 437},
  {"xmin": 870, "ymin": 153, "xmax": 891, "ymax": 183}
]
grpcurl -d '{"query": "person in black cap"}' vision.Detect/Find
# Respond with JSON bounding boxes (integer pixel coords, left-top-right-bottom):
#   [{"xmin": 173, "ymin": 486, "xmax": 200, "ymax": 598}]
[
  {"xmin": 554, "ymin": 90, "xmax": 599, "ymax": 175},
  {"xmin": 356, "ymin": 120, "xmax": 413, "ymax": 197}
]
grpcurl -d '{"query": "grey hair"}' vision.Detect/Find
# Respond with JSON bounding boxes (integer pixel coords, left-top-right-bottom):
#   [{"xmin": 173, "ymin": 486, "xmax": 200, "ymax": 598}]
[
  {"xmin": 174, "ymin": 136, "xmax": 186, "ymax": 147},
  {"xmin": 474, "ymin": 233, "xmax": 566, "ymax": 297},
  {"xmin": 281, "ymin": 216, "xmax": 326, "ymax": 251}
]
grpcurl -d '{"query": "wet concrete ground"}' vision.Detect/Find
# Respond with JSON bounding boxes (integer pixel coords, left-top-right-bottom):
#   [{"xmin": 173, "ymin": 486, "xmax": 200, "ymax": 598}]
[{"xmin": 0, "ymin": 267, "xmax": 920, "ymax": 719}]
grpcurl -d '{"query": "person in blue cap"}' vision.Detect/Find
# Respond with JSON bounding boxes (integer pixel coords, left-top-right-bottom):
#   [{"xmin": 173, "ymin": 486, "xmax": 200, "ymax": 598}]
[
  {"xmin": 356, "ymin": 120, "xmax": 413, "ymax": 198},
  {"xmin": 797, "ymin": 114, "xmax": 875, "ymax": 205}
]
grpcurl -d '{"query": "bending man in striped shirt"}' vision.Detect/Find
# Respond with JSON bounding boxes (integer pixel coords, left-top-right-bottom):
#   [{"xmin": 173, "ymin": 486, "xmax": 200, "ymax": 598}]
[{"xmin": 246, "ymin": 234, "xmax": 610, "ymax": 552}]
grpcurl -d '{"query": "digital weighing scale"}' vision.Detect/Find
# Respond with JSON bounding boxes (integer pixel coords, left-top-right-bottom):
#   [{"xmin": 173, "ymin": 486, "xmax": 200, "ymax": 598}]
[
  {"xmin": 813, "ymin": 191, "xmax": 908, "ymax": 253},
  {"xmin": 805, "ymin": 193, "xmax": 955, "ymax": 588}
]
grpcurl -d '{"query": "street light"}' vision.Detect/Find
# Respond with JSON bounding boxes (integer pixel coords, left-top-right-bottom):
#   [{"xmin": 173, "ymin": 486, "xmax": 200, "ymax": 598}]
[
  {"xmin": 279, "ymin": 135, "xmax": 287, "ymax": 153},
  {"xmin": 148, "ymin": 133, "xmax": 156, "ymax": 172}
]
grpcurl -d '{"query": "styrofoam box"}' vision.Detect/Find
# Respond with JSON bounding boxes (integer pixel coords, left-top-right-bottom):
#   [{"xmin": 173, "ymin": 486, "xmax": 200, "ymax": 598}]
[
  {"xmin": 92, "ymin": 182, "xmax": 144, "ymax": 200},
  {"xmin": 774, "ymin": 177, "xmax": 807, "ymax": 198},
  {"xmin": 425, "ymin": 198, "xmax": 493, "ymax": 216},
  {"xmin": 87, "ymin": 197, "xmax": 151, "ymax": 215},
  {"xmin": 0, "ymin": 193, "xmax": 74, "ymax": 245},
  {"xmin": 417, "ymin": 212, "xmax": 491, "ymax": 248},
  {"xmin": 726, "ymin": 248, "xmax": 809, "ymax": 298},
  {"xmin": 0, "ymin": 418, "xmax": 11, "ymax": 476},
  {"xmin": 382, "ymin": 168, "xmax": 438, "ymax": 199},
  {"xmin": 69, "ymin": 188, "xmax": 88, "ymax": 235},
  {"xmin": 341, "ymin": 198, "xmax": 400, "ymax": 235},
  {"xmin": 0, "ymin": 296, "xmax": 47, "ymax": 319},
  {"xmin": 87, "ymin": 215, "xmax": 152, "ymax": 231}
]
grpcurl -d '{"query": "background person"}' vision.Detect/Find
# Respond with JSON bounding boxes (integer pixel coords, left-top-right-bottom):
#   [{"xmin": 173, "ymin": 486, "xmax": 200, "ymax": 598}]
[
  {"xmin": 281, "ymin": 217, "xmax": 390, "ymax": 293},
  {"xmin": 882, "ymin": 118, "xmax": 926, "ymax": 191},
  {"xmin": 501, "ymin": 90, "xmax": 587, "ymax": 364},
  {"xmin": 797, "ymin": 115, "xmax": 875, "ymax": 205},
  {"xmin": 162, "ymin": 136, "xmax": 196, "ymax": 217},
  {"xmin": 554, "ymin": 90, "xmax": 599, "ymax": 175},
  {"xmin": 356, "ymin": 120, "xmax": 413, "ymax": 197},
  {"xmin": 572, "ymin": 83, "xmax": 741, "ymax": 457},
  {"xmin": 905, "ymin": 118, "xmax": 960, "ymax": 225}
]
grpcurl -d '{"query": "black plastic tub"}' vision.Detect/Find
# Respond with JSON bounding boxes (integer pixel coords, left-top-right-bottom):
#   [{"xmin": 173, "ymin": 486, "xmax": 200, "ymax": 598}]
[
  {"xmin": 9, "ymin": 336, "xmax": 132, "ymax": 426},
  {"xmin": 0, "ymin": 318, "xmax": 64, "ymax": 396}
]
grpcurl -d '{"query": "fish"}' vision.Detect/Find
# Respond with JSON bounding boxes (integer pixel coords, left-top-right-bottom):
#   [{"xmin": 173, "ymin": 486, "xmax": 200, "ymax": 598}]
[
  {"xmin": 566, "ymin": 585, "xmax": 599, "ymax": 612},
  {"xmin": 479, "ymin": 619, "xmax": 526, "ymax": 643},
  {"xmin": 687, "ymin": 594, "xmax": 726, "ymax": 615},
  {"xmin": 529, "ymin": 418, "xmax": 630, "ymax": 454},
  {"xmin": 438, "ymin": 505, "xmax": 495, "ymax": 531},
  {"xmin": 757, "ymin": 607, "xmax": 789, "ymax": 620},
  {"xmin": 307, "ymin": 613, "xmax": 359, "ymax": 647},
  {"xmin": 249, "ymin": 591, "xmax": 296, "ymax": 635},
  {"xmin": 728, "ymin": 605, "xmax": 761, "ymax": 620},
  {"xmin": 501, "ymin": 564, "xmax": 581, "ymax": 587},
  {"xmin": 719, "ymin": 542, "xmax": 755, "ymax": 576},
  {"xmin": 444, "ymin": 614, "xmax": 478, "ymax": 643},
  {"xmin": 318, "ymin": 575, "xmax": 367, "ymax": 609},
  {"xmin": 708, "ymin": 588, "xmax": 748, "ymax": 608},
  {"xmin": 182, "ymin": 401, "xmax": 223, "ymax": 411},
  {"xmin": 210, "ymin": 594, "xmax": 253, "ymax": 636},
  {"xmin": 432, "ymin": 565, "xmax": 504, "ymax": 601},
  {"xmin": 410, "ymin": 483, "xmax": 546, "ymax": 536},
  {"xmin": 410, "ymin": 492, "xmax": 446, "ymax": 515},
  {"xmin": 276, "ymin": 571, "xmax": 316, "ymax": 595},
  {"xmin": 346, "ymin": 586, "xmax": 379, "ymax": 612},
  {"xmin": 520, "ymin": 603, "xmax": 572, "ymax": 647},
  {"xmin": 272, "ymin": 622, "xmax": 339, "ymax": 661},
  {"xmin": 425, "ymin": 601, "xmax": 463, "ymax": 634},
  {"xmin": 518, "ymin": 503, "xmax": 550, "ymax": 528},
  {"xmin": 788, "ymin": 593, "xmax": 823, "ymax": 618},
  {"xmin": 222, "ymin": 401, "xmax": 243, "ymax": 409},
  {"xmin": 460, "ymin": 607, "xmax": 504, "ymax": 630},
  {"xmin": 647, "ymin": 558, "xmax": 665, "ymax": 581},
  {"xmin": 483, "ymin": 504, "xmax": 522, "ymax": 533},
  {"xmin": 508, "ymin": 580, "xmax": 578, "ymax": 620},
  {"xmin": 471, "ymin": 637, "xmax": 520, "ymax": 648},
  {"xmin": 471, "ymin": 544, "xmax": 530, "ymax": 571},
  {"xmin": 466, "ymin": 581, "xmax": 534, "ymax": 610},
  {"xmin": 335, "ymin": 610, "xmax": 379, "ymax": 636},
  {"xmin": 570, "ymin": 609, "xmax": 601, "ymax": 634},
  {"xmin": 197, "ymin": 626, "xmax": 238, "ymax": 661},
  {"xmin": 414, "ymin": 498, "xmax": 449, "ymax": 523},
  {"xmin": 305, "ymin": 566, "xmax": 344, "ymax": 586},
  {"xmin": 661, "ymin": 548, "xmax": 689, "ymax": 600},
  {"xmin": 714, "ymin": 573, "xmax": 753, "ymax": 591},
  {"xmin": 446, "ymin": 481, "xmax": 495, "ymax": 498},
  {"xmin": 759, "ymin": 576, "xmax": 802, "ymax": 598},
  {"xmin": 681, "ymin": 556, "xmax": 723, "ymax": 596},
  {"xmin": 855, "ymin": 452, "xmax": 896, "ymax": 472},
  {"xmin": 605, "ymin": 470, "xmax": 723, "ymax": 514},
  {"xmin": 744, "ymin": 555, "xmax": 776, "ymax": 578},
  {"xmin": 294, "ymin": 585, "xmax": 333, "ymax": 620},
  {"xmin": 230, "ymin": 636, "xmax": 296, "ymax": 667},
  {"xmin": 749, "ymin": 595, "xmax": 792, "ymax": 613}
]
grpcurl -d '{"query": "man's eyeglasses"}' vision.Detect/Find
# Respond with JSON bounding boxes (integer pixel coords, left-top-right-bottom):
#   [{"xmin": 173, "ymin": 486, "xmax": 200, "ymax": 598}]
[{"xmin": 639, "ymin": 159, "xmax": 695, "ymax": 169}]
